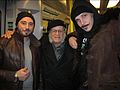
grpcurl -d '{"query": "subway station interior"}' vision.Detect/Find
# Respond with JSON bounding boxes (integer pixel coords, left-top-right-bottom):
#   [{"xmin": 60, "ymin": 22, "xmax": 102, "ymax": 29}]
[{"xmin": 0, "ymin": 0, "xmax": 119, "ymax": 39}]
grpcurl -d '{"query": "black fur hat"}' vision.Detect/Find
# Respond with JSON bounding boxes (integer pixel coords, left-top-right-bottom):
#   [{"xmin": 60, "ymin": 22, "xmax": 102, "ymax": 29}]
[{"xmin": 47, "ymin": 19, "xmax": 65, "ymax": 32}]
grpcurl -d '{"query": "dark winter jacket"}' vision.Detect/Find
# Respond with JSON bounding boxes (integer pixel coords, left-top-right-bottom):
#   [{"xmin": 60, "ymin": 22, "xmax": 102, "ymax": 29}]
[
  {"xmin": 0, "ymin": 31, "xmax": 41, "ymax": 90},
  {"xmin": 70, "ymin": 0, "xmax": 120, "ymax": 90},
  {"xmin": 40, "ymin": 34, "xmax": 77, "ymax": 90},
  {"xmin": 87, "ymin": 15, "xmax": 120, "ymax": 90}
]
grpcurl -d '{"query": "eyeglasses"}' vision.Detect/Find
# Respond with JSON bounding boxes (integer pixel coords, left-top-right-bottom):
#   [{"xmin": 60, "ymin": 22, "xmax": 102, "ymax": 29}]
[
  {"xmin": 51, "ymin": 29, "xmax": 64, "ymax": 33},
  {"xmin": 20, "ymin": 21, "xmax": 34, "ymax": 26}
]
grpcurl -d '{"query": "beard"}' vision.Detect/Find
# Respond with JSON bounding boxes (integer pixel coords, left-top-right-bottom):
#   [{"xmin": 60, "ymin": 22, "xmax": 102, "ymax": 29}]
[{"xmin": 17, "ymin": 28, "xmax": 33, "ymax": 37}]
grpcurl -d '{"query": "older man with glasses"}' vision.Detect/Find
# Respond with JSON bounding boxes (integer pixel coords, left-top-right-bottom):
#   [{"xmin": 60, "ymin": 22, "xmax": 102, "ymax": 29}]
[{"xmin": 40, "ymin": 19, "xmax": 78, "ymax": 90}]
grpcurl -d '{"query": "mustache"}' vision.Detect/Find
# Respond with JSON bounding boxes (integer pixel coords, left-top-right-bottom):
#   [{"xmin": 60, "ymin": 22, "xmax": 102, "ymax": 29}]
[
  {"xmin": 24, "ymin": 29, "xmax": 31, "ymax": 33},
  {"xmin": 81, "ymin": 24, "xmax": 89, "ymax": 28},
  {"xmin": 18, "ymin": 28, "xmax": 31, "ymax": 32},
  {"xmin": 18, "ymin": 28, "xmax": 32, "ymax": 35},
  {"xmin": 24, "ymin": 29, "xmax": 32, "ymax": 36}
]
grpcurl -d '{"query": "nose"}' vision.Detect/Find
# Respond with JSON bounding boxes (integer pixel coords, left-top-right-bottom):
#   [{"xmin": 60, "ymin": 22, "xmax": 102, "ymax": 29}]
[
  {"xmin": 56, "ymin": 31, "xmax": 59, "ymax": 35},
  {"xmin": 26, "ymin": 23, "xmax": 29, "ymax": 29},
  {"xmin": 80, "ymin": 17, "xmax": 84, "ymax": 26},
  {"xmin": 76, "ymin": 18, "xmax": 84, "ymax": 28}
]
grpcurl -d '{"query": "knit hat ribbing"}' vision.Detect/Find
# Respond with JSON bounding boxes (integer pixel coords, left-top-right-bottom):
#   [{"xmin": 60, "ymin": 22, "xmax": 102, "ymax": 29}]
[{"xmin": 15, "ymin": 12, "xmax": 35, "ymax": 26}]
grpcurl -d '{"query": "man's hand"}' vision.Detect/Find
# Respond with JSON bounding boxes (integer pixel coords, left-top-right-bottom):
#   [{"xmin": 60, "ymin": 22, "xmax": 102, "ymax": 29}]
[
  {"xmin": 69, "ymin": 36, "xmax": 78, "ymax": 49},
  {"xmin": 15, "ymin": 67, "xmax": 30, "ymax": 81},
  {"xmin": 1, "ymin": 31, "xmax": 14, "ymax": 39}
]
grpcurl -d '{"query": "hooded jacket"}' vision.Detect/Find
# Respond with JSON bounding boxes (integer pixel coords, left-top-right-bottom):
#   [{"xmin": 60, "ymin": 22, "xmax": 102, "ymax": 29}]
[
  {"xmin": 70, "ymin": 0, "xmax": 120, "ymax": 90},
  {"xmin": 71, "ymin": 0, "xmax": 102, "ymax": 39}
]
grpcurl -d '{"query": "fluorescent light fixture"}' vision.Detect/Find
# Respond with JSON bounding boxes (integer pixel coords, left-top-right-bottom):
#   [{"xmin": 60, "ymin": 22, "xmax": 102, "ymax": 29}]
[
  {"xmin": 59, "ymin": 0, "xmax": 66, "ymax": 6},
  {"xmin": 107, "ymin": 0, "xmax": 119, "ymax": 8},
  {"xmin": 90, "ymin": 0, "xmax": 100, "ymax": 8}
]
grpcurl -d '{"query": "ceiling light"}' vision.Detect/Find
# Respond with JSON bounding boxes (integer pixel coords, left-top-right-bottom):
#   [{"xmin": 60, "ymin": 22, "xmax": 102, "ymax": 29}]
[
  {"xmin": 59, "ymin": 0, "xmax": 66, "ymax": 6},
  {"xmin": 90, "ymin": 0, "xmax": 100, "ymax": 8},
  {"xmin": 107, "ymin": 0, "xmax": 119, "ymax": 8}
]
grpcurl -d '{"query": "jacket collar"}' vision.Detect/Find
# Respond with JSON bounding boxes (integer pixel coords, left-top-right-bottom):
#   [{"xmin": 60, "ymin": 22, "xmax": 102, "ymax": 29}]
[{"xmin": 13, "ymin": 30, "xmax": 40, "ymax": 47}]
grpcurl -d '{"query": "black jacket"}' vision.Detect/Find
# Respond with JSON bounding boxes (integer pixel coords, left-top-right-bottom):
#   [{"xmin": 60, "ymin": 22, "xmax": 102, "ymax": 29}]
[{"xmin": 40, "ymin": 34, "xmax": 77, "ymax": 90}]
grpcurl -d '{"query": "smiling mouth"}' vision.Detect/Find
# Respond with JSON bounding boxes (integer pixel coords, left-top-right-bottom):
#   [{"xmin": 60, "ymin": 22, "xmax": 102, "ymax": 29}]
[{"xmin": 55, "ymin": 37, "xmax": 60, "ymax": 39}]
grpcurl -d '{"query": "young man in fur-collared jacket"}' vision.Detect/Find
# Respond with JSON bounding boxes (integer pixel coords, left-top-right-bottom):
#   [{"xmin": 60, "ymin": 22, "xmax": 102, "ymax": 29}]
[{"xmin": 68, "ymin": 0, "xmax": 120, "ymax": 90}]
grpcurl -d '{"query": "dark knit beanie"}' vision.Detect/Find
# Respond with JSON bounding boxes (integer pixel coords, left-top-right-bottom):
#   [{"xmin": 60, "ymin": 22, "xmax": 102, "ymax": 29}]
[
  {"xmin": 15, "ymin": 11, "xmax": 35, "ymax": 26},
  {"xmin": 47, "ymin": 19, "xmax": 66, "ymax": 32}
]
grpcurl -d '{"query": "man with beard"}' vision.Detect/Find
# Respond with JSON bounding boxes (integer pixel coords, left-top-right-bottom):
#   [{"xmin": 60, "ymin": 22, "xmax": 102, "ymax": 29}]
[{"xmin": 0, "ymin": 12, "xmax": 41, "ymax": 90}]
